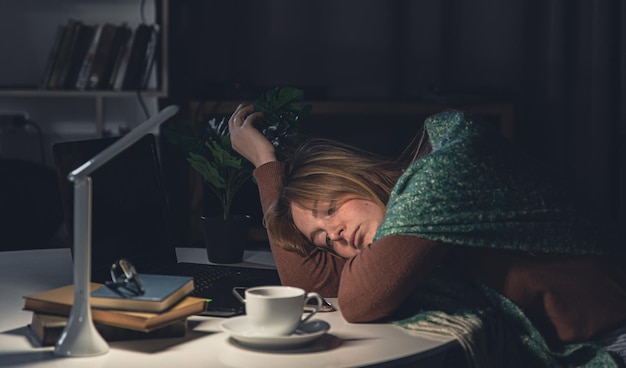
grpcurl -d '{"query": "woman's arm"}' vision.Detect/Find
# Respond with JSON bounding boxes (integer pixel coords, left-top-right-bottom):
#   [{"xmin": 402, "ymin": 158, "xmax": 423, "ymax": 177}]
[
  {"xmin": 337, "ymin": 235, "xmax": 450, "ymax": 322},
  {"xmin": 254, "ymin": 162, "xmax": 346, "ymax": 297},
  {"xmin": 229, "ymin": 103, "xmax": 345, "ymax": 297},
  {"xmin": 254, "ymin": 161, "xmax": 449, "ymax": 316}
]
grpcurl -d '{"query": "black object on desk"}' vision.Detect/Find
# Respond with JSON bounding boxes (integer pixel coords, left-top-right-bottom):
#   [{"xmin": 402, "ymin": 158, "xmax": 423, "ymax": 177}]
[{"xmin": 52, "ymin": 134, "xmax": 280, "ymax": 317}]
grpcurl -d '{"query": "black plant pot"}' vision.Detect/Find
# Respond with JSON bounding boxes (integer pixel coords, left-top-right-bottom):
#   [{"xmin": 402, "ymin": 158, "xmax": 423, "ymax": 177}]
[{"xmin": 201, "ymin": 215, "xmax": 250, "ymax": 264}]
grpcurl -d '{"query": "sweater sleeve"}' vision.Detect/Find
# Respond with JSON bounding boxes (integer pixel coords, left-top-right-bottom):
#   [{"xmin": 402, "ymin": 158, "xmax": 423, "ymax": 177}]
[
  {"xmin": 338, "ymin": 235, "xmax": 450, "ymax": 323},
  {"xmin": 253, "ymin": 162, "xmax": 450, "ymax": 319},
  {"xmin": 253, "ymin": 161, "xmax": 346, "ymax": 297}
]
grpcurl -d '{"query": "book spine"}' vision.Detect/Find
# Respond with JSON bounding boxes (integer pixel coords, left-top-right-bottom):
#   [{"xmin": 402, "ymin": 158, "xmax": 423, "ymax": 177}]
[
  {"xmin": 75, "ymin": 24, "xmax": 102, "ymax": 90},
  {"xmin": 23, "ymin": 284, "xmax": 206, "ymax": 332},
  {"xmin": 112, "ymin": 31, "xmax": 135, "ymax": 91},
  {"xmin": 86, "ymin": 23, "xmax": 119, "ymax": 90},
  {"xmin": 121, "ymin": 24, "xmax": 152, "ymax": 90},
  {"xmin": 140, "ymin": 24, "xmax": 160, "ymax": 90},
  {"xmin": 57, "ymin": 21, "xmax": 84, "ymax": 89},
  {"xmin": 62, "ymin": 24, "xmax": 96, "ymax": 90},
  {"xmin": 107, "ymin": 25, "xmax": 132, "ymax": 90},
  {"xmin": 40, "ymin": 25, "xmax": 66, "ymax": 89},
  {"xmin": 28, "ymin": 313, "xmax": 187, "ymax": 347},
  {"xmin": 47, "ymin": 19, "xmax": 77, "ymax": 89}
]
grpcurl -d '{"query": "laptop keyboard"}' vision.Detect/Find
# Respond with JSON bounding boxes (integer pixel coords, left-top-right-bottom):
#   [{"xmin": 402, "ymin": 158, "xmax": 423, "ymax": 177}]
[
  {"xmin": 156, "ymin": 261, "xmax": 281, "ymax": 316},
  {"xmin": 172, "ymin": 263, "xmax": 255, "ymax": 296}
]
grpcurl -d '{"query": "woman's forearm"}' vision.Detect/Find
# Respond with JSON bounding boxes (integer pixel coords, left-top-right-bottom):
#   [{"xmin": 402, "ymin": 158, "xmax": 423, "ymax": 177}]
[{"xmin": 338, "ymin": 236, "xmax": 450, "ymax": 322}]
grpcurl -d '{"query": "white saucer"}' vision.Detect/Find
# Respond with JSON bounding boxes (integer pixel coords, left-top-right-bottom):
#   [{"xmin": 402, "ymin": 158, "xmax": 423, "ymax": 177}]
[{"xmin": 220, "ymin": 316, "xmax": 330, "ymax": 349}]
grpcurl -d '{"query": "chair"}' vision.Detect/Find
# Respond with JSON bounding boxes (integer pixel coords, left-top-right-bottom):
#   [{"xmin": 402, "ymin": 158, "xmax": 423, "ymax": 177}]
[{"xmin": 0, "ymin": 159, "xmax": 65, "ymax": 250}]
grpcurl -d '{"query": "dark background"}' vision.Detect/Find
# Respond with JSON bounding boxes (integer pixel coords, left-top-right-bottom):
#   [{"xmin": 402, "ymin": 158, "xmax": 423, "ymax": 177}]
[
  {"xmin": 2, "ymin": 0, "xmax": 622, "ymax": 250},
  {"xmin": 159, "ymin": 0, "xmax": 625, "ymax": 247}
]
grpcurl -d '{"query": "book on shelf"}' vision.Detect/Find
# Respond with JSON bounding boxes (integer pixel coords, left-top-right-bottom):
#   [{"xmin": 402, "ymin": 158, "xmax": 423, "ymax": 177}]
[
  {"xmin": 107, "ymin": 24, "xmax": 133, "ymax": 90},
  {"xmin": 27, "ymin": 312, "xmax": 187, "ymax": 347},
  {"xmin": 139, "ymin": 24, "xmax": 160, "ymax": 90},
  {"xmin": 57, "ymin": 20, "xmax": 85, "ymax": 89},
  {"xmin": 75, "ymin": 24, "xmax": 103, "ymax": 90},
  {"xmin": 46, "ymin": 19, "xmax": 79, "ymax": 89},
  {"xmin": 111, "ymin": 29, "xmax": 135, "ymax": 90},
  {"xmin": 23, "ymin": 283, "xmax": 207, "ymax": 332},
  {"xmin": 40, "ymin": 25, "xmax": 66, "ymax": 89},
  {"xmin": 122, "ymin": 23, "xmax": 157, "ymax": 91},
  {"xmin": 42, "ymin": 20, "xmax": 161, "ymax": 92},
  {"xmin": 90, "ymin": 273, "xmax": 194, "ymax": 312},
  {"xmin": 86, "ymin": 23, "xmax": 120, "ymax": 90},
  {"xmin": 61, "ymin": 23, "xmax": 97, "ymax": 89}
]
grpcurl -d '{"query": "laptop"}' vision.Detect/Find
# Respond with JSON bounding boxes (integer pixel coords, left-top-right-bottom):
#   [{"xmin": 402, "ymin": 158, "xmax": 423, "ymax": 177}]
[{"xmin": 52, "ymin": 133, "xmax": 281, "ymax": 316}]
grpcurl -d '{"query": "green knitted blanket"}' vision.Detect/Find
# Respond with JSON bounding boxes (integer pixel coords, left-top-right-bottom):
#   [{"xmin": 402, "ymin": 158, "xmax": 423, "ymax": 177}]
[{"xmin": 375, "ymin": 111, "xmax": 619, "ymax": 367}]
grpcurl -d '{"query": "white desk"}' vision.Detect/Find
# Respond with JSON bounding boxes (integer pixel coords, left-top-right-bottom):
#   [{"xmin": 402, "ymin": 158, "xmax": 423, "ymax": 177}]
[{"xmin": 0, "ymin": 248, "xmax": 457, "ymax": 368}]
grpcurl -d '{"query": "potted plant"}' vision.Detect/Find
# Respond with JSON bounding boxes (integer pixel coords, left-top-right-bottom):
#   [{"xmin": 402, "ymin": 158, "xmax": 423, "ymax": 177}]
[{"xmin": 163, "ymin": 86, "xmax": 311, "ymax": 263}]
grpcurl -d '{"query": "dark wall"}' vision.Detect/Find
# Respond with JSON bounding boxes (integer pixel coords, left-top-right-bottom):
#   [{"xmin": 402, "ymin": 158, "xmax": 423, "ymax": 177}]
[
  {"xmin": 166, "ymin": 1, "xmax": 522, "ymax": 105},
  {"xmin": 161, "ymin": 0, "xmax": 625, "ymax": 245}
]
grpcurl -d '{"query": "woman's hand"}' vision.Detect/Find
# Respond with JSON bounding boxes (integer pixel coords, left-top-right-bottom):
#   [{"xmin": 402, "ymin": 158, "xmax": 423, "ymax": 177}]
[{"xmin": 228, "ymin": 104, "xmax": 277, "ymax": 168}]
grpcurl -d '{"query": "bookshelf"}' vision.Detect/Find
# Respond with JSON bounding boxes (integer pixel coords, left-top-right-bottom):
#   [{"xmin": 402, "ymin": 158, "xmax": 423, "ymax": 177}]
[{"xmin": 0, "ymin": 0, "xmax": 169, "ymax": 137}]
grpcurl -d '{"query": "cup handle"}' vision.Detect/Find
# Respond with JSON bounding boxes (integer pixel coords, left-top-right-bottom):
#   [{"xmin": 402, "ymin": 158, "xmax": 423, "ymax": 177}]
[
  {"xmin": 232, "ymin": 286, "xmax": 246, "ymax": 304},
  {"xmin": 300, "ymin": 292, "xmax": 323, "ymax": 325}
]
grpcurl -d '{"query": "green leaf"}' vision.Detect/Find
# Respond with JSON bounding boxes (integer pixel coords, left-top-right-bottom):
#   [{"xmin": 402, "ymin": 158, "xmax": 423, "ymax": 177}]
[
  {"xmin": 276, "ymin": 87, "xmax": 304, "ymax": 106},
  {"xmin": 164, "ymin": 86, "xmax": 310, "ymax": 217},
  {"xmin": 188, "ymin": 153, "xmax": 226, "ymax": 188}
]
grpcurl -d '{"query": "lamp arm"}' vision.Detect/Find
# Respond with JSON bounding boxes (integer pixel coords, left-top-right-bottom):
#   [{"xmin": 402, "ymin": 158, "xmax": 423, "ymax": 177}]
[
  {"xmin": 55, "ymin": 105, "xmax": 179, "ymax": 357},
  {"xmin": 69, "ymin": 105, "xmax": 179, "ymax": 181}
]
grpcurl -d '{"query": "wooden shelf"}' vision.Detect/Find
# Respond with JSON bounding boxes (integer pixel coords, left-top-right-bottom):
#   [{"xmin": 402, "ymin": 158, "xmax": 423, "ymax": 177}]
[
  {"xmin": 0, "ymin": 89, "xmax": 167, "ymax": 136},
  {"xmin": 191, "ymin": 100, "xmax": 515, "ymax": 139},
  {"xmin": 0, "ymin": 89, "xmax": 167, "ymax": 98}
]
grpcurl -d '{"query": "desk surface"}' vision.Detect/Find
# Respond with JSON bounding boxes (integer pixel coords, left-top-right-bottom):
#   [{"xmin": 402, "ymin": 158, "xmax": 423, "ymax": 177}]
[{"xmin": 0, "ymin": 248, "xmax": 456, "ymax": 368}]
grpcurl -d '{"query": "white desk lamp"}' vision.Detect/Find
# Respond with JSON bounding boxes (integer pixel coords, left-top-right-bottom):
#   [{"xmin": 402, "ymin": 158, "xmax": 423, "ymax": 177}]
[{"xmin": 54, "ymin": 105, "xmax": 179, "ymax": 357}]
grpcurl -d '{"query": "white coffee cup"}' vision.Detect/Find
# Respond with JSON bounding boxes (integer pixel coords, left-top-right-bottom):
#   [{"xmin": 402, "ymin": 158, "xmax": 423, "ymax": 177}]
[{"xmin": 232, "ymin": 286, "xmax": 323, "ymax": 336}]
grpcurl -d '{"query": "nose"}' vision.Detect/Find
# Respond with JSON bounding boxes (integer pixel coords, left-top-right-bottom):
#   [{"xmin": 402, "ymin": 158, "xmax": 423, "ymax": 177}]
[{"xmin": 327, "ymin": 224, "xmax": 345, "ymax": 241}]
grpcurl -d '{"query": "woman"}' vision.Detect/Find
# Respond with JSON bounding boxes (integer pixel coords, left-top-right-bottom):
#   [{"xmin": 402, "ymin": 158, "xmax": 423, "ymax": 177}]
[{"xmin": 229, "ymin": 103, "xmax": 626, "ymax": 367}]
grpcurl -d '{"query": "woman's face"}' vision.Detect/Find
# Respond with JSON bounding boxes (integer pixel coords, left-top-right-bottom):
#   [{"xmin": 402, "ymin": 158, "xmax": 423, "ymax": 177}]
[{"xmin": 290, "ymin": 196, "xmax": 385, "ymax": 258}]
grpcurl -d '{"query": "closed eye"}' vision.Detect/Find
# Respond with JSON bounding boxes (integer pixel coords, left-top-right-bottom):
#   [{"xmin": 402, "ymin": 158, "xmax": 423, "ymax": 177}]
[
  {"xmin": 325, "ymin": 233, "xmax": 332, "ymax": 247},
  {"xmin": 327, "ymin": 200, "xmax": 337, "ymax": 216}
]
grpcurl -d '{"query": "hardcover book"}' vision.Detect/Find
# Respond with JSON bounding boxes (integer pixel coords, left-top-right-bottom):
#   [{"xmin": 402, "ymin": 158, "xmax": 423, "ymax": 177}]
[
  {"xmin": 139, "ymin": 24, "xmax": 160, "ymax": 89},
  {"xmin": 111, "ymin": 31, "xmax": 134, "ymax": 90},
  {"xmin": 86, "ymin": 23, "xmax": 119, "ymax": 90},
  {"xmin": 107, "ymin": 24, "xmax": 132, "ymax": 89},
  {"xmin": 47, "ymin": 19, "xmax": 78, "ymax": 89},
  {"xmin": 56, "ymin": 20, "xmax": 85, "ymax": 89},
  {"xmin": 61, "ymin": 23, "xmax": 96, "ymax": 89},
  {"xmin": 75, "ymin": 24, "xmax": 103, "ymax": 90},
  {"xmin": 28, "ymin": 312, "xmax": 187, "ymax": 347},
  {"xmin": 40, "ymin": 25, "xmax": 66, "ymax": 89},
  {"xmin": 90, "ymin": 274, "xmax": 194, "ymax": 312},
  {"xmin": 121, "ymin": 24, "xmax": 153, "ymax": 90},
  {"xmin": 23, "ymin": 283, "xmax": 206, "ymax": 332}
]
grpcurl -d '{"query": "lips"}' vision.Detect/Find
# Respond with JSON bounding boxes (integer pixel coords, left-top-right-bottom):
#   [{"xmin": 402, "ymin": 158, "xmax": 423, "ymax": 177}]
[{"xmin": 350, "ymin": 227, "xmax": 361, "ymax": 250}]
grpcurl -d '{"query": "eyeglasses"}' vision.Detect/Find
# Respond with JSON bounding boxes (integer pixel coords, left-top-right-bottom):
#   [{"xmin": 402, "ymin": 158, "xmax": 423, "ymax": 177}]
[{"xmin": 104, "ymin": 258, "xmax": 145, "ymax": 295}]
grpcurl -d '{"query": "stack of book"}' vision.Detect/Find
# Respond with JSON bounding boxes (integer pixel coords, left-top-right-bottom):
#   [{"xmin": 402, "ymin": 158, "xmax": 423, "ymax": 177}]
[
  {"xmin": 41, "ymin": 18, "xmax": 159, "ymax": 91},
  {"xmin": 22, "ymin": 274, "xmax": 206, "ymax": 346}
]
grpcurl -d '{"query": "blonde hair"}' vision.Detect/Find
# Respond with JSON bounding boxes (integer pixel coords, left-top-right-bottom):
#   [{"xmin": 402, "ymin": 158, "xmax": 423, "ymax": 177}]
[{"xmin": 264, "ymin": 138, "xmax": 406, "ymax": 256}]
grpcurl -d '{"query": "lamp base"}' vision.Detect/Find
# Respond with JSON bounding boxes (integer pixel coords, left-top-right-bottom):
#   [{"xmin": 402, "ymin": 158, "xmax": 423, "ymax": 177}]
[{"xmin": 54, "ymin": 311, "xmax": 109, "ymax": 357}]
